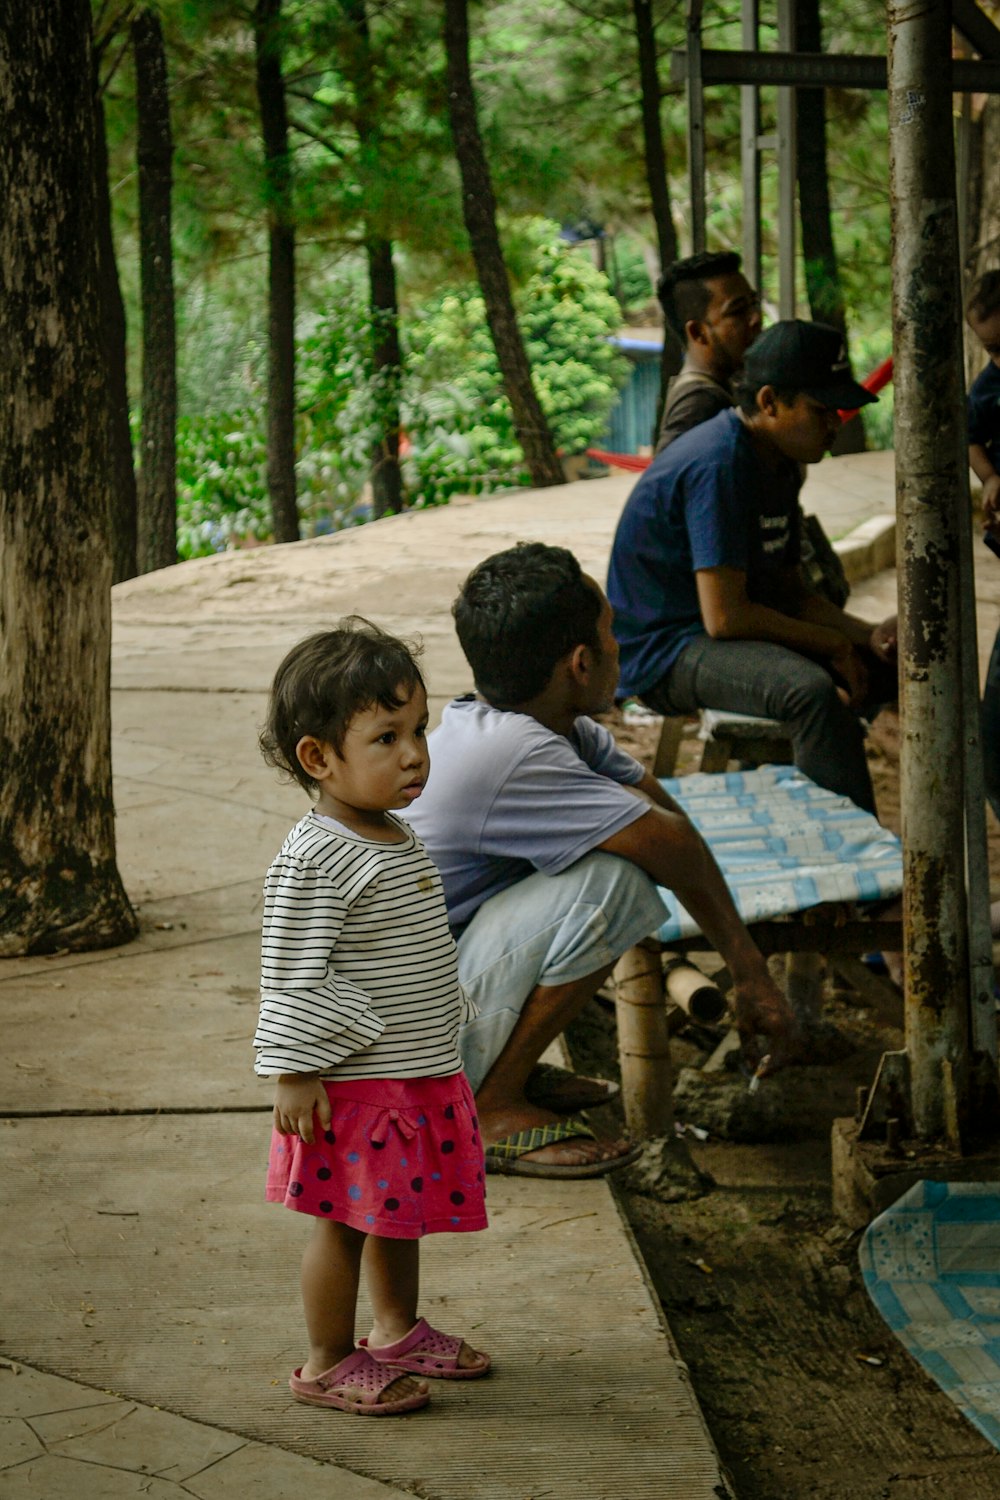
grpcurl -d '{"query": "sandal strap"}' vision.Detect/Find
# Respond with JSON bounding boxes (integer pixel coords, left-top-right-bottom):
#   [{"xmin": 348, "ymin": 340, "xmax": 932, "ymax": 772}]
[{"xmin": 484, "ymin": 1115, "xmax": 595, "ymax": 1162}]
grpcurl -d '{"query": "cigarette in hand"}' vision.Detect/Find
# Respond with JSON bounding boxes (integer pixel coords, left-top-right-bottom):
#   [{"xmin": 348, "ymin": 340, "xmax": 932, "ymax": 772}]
[{"xmin": 748, "ymin": 1055, "xmax": 771, "ymax": 1094}]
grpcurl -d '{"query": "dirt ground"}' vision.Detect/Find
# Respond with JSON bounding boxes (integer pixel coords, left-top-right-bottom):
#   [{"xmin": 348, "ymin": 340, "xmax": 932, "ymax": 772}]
[{"xmin": 568, "ymin": 711, "xmax": 1000, "ymax": 1500}]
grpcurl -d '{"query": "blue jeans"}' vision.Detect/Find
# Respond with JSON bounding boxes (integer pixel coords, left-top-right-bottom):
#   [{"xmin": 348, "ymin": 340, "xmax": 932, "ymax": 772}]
[
  {"xmin": 983, "ymin": 626, "xmax": 1000, "ymax": 823},
  {"xmin": 644, "ymin": 635, "xmax": 879, "ymax": 816}
]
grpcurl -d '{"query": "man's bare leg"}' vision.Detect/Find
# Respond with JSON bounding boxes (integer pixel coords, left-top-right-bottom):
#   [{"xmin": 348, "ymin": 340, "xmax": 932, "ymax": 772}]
[{"xmin": 474, "ymin": 962, "xmax": 634, "ymax": 1168}]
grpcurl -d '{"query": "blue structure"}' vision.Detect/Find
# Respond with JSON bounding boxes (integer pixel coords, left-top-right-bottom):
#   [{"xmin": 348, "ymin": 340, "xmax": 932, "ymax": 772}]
[{"xmin": 603, "ymin": 335, "xmax": 663, "ymax": 455}]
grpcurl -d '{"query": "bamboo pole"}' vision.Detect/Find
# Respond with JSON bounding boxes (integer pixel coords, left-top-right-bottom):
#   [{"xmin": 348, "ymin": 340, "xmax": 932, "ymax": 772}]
[{"xmin": 614, "ymin": 942, "xmax": 674, "ymax": 1138}]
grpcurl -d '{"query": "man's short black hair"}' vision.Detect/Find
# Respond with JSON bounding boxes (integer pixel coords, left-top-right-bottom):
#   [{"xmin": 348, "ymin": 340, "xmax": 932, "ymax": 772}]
[
  {"xmin": 732, "ymin": 374, "xmax": 800, "ymax": 416},
  {"xmin": 657, "ymin": 250, "xmax": 743, "ymax": 342},
  {"xmin": 968, "ymin": 269, "xmax": 1000, "ymax": 323},
  {"xmin": 453, "ymin": 542, "xmax": 602, "ymax": 707},
  {"xmin": 260, "ymin": 618, "xmax": 425, "ymax": 793}
]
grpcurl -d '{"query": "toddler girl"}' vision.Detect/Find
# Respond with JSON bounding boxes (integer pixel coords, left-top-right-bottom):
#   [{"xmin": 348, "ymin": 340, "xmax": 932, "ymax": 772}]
[{"xmin": 254, "ymin": 619, "xmax": 489, "ymax": 1415}]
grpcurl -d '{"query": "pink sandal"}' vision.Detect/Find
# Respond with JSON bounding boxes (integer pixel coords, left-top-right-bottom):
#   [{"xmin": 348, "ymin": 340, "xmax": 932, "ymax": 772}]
[
  {"xmin": 289, "ymin": 1347, "xmax": 430, "ymax": 1414},
  {"xmin": 359, "ymin": 1317, "xmax": 491, "ymax": 1380}
]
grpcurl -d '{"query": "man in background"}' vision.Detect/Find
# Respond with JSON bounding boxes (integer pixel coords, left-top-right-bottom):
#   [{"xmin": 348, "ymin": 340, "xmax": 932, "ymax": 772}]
[{"xmin": 656, "ymin": 250, "xmax": 762, "ymax": 453}]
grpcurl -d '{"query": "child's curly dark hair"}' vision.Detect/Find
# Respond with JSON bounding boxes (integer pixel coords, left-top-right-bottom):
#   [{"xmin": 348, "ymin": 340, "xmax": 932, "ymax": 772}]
[{"xmin": 260, "ymin": 617, "xmax": 425, "ymax": 793}]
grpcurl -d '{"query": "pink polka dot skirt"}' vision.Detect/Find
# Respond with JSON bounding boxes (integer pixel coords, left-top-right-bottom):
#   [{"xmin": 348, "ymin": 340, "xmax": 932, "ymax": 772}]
[{"xmin": 266, "ymin": 1072, "xmax": 487, "ymax": 1239}]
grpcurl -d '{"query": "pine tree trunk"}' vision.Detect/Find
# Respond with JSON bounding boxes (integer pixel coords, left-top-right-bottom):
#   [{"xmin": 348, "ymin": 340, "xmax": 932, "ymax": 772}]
[
  {"xmin": 0, "ymin": 0, "xmax": 138, "ymax": 956},
  {"xmin": 93, "ymin": 79, "xmax": 138, "ymax": 583},
  {"xmin": 254, "ymin": 0, "xmax": 299, "ymax": 543},
  {"xmin": 133, "ymin": 7, "xmax": 178, "ymax": 571},
  {"xmin": 367, "ymin": 236, "xmax": 404, "ymax": 518},
  {"xmin": 795, "ymin": 0, "xmax": 865, "ymax": 453},
  {"xmin": 442, "ymin": 0, "xmax": 565, "ymax": 488},
  {"xmin": 339, "ymin": 0, "xmax": 404, "ymax": 517},
  {"xmin": 631, "ymin": 0, "xmax": 683, "ymax": 435}
]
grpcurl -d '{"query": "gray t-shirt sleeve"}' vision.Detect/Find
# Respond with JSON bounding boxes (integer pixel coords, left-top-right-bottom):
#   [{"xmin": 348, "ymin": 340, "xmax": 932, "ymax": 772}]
[
  {"xmin": 477, "ymin": 718, "xmax": 650, "ymax": 876},
  {"xmin": 572, "ymin": 715, "xmax": 647, "ymax": 783}
]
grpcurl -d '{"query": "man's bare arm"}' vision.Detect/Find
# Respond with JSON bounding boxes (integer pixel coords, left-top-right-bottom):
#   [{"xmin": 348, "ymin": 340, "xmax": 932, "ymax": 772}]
[
  {"xmin": 634, "ymin": 768, "xmax": 685, "ymax": 813},
  {"xmin": 695, "ymin": 566, "xmax": 867, "ymax": 707},
  {"xmin": 598, "ymin": 807, "xmax": 802, "ymax": 1069}
]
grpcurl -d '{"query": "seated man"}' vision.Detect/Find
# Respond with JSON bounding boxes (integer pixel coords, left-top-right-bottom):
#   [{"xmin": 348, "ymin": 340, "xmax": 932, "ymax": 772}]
[
  {"xmin": 608, "ymin": 319, "xmax": 894, "ymax": 817},
  {"xmin": 405, "ymin": 541, "xmax": 800, "ymax": 1180},
  {"xmin": 655, "ymin": 250, "xmax": 762, "ymax": 454}
]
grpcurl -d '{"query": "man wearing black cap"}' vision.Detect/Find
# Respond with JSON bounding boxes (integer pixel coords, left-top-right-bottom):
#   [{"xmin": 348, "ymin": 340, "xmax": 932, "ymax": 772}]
[{"xmin": 607, "ymin": 319, "xmax": 894, "ymax": 816}]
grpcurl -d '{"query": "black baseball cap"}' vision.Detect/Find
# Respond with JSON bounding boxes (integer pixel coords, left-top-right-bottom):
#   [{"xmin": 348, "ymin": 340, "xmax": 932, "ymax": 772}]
[{"xmin": 743, "ymin": 319, "xmax": 878, "ymax": 409}]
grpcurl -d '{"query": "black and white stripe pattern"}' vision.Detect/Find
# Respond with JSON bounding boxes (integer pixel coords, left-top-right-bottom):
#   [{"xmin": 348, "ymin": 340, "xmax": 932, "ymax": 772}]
[{"xmin": 254, "ymin": 812, "xmax": 471, "ymax": 1078}]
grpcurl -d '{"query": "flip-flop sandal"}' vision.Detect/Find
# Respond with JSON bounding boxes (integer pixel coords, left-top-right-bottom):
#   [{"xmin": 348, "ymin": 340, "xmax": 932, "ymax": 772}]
[
  {"xmin": 359, "ymin": 1317, "xmax": 491, "ymax": 1380},
  {"xmin": 483, "ymin": 1114, "xmax": 642, "ymax": 1180},
  {"xmin": 524, "ymin": 1061, "xmax": 621, "ymax": 1113},
  {"xmin": 289, "ymin": 1347, "xmax": 430, "ymax": 1414}
]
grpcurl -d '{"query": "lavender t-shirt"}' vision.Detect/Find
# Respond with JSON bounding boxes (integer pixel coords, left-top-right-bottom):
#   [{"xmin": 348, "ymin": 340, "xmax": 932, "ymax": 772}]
[{"xmin": 403, "ymin": 695, "xmax": 650, "ymax": 933}]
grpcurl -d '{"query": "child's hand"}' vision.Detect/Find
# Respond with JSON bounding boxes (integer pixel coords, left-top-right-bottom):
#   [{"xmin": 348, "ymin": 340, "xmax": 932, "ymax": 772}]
[{"xmin": 273, "ymin": 1075, "xmax": 332, "ymax": 1144}]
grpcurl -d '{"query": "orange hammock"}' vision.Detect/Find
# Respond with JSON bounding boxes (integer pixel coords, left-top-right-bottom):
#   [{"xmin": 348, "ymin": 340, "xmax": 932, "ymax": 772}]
[{"xmin": 588, "ymin": 355, "xmax": 894, "ymax": 473}]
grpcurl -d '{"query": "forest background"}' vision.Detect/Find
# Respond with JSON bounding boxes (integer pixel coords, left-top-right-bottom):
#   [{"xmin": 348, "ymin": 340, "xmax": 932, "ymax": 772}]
[{"xmin": 97, "ymin": 0, "xmax": 1000, "ymax": 576}]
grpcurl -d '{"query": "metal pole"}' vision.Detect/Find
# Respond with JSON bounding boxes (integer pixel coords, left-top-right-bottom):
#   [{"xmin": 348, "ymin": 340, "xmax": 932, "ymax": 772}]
[
  {"xmin": 741, "ymin": 0, "xmax": 762, "ymax": 293},
  {"xmin": 686, "ymin": 0, "xmax": 706, "ymax": 252},
  {"xmin": 776, "ymin": 0, "xmax": 797, "ymax": 317},
  {"xmin": 888, "ymin": 0, "xmax": 972, "ymax": 1142}
]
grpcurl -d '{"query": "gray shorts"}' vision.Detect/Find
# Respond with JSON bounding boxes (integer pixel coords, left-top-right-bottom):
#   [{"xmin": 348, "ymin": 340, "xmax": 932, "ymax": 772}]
[{"xmin": 456, "ymin": 852, "xmax": 667, "ymax": 1092}]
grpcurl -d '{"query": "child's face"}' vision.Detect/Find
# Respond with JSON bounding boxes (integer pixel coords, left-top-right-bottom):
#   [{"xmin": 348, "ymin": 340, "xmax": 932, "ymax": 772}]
[
  {"xmin": 969, "ymin": 307, "xmax": 1000, "ymax": 370},
  {"xmin": 303, "ymin": 682, "xmax": 430, "ymax": 828}
]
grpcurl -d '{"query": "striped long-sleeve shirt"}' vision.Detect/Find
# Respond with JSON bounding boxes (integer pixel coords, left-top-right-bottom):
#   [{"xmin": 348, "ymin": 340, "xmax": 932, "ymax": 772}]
[{"xmin": 253, "ymin": 811, "xmax": 473, "ymax": 1079}]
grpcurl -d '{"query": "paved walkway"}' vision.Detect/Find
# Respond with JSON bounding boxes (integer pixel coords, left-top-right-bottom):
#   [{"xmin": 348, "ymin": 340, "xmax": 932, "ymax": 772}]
[{"xmin": 1, "ymin": 452, "xmax": 904, "ymax": 1499}]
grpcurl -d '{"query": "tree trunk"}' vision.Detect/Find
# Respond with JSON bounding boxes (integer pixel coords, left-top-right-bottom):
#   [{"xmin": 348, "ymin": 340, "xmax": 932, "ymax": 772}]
[
  {"xmin": 795, "ymin": 0, "xmax": 865, "ymax": 453},
  {"xmin": 367, "ymin": 237, "xmax": 404, "ymax": 517},
  {"xmin": 630, "ymin": 0, "xmax": 683, "ymax": 436},
  {"xmin": 0, "ymin": 0, "xmax": 138, "ymax": 956},
  {"xmin": 132, "ymin": 7, "xmax": 178, "ymax": 571},
  {"xmin": 442, "ymin": 0, "xmax": 565, "ymax": 488},
  {"xmin": 339, "ymin": 0, "xmax": 404, "ymax": 517},
  {"xmin": 93, "ymin": 78, "xmax": 138, "ymax": 583},
  {"xmin": 254, "ymin": 0, "xmax": 299, "ymax": 543}
]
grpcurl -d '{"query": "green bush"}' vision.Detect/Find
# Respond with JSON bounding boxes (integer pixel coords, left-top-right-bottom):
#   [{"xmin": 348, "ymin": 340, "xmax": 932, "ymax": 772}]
[
  {"xmin": 170, "ymin": 220, "xmax": 631, "ymax": 551},
  {"xmin": 404, "ymin": 220, "xmax": 629, "ymax": 501}
]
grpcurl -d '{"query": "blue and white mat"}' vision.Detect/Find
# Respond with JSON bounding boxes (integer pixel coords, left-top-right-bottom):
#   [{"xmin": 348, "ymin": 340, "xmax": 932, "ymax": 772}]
[
  {"xmin": 655, "ymin": 763, "xmax": 903, "ymax": 943},
  {"xmin": 860, "ymin": 1180, "xmax": 1000, "ymax": 1449}
]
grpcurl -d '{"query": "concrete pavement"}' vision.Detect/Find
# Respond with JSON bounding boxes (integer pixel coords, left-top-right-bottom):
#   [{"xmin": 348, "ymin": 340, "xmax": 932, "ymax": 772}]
[{"xmin": 1, "ymin": 453, "xmax": 904, "ymax": 1498}]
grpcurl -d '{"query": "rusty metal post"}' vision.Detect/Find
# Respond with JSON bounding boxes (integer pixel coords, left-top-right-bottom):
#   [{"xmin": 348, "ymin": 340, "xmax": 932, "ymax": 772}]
[
  {"xmin": 887, "ymin": 0, "xmax": 971, "ymax": 1143},
  {"xmin": 613, "ymin": 942, "xmax": 674, "ymax": 1139}
]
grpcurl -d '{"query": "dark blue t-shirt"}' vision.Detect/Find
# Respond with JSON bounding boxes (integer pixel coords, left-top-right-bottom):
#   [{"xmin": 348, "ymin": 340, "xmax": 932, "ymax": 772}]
[
  {"xmin": 607, "ymin": 407, "xmax": 801, "ymax": 698},
  {"xmin": 968, "ymin": 361, "xmax": 1000, "ymax": 460}
]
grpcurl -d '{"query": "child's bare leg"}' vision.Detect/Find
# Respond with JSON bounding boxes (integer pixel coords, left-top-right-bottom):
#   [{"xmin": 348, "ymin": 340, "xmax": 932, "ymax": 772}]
[
  {"xmin": 300, "ymin": 1219, "xmax": 425, "ymax": 1400},
  {"xmin": 364, "ymin": 1236, "xmax": 488, "ymax": 1372}
]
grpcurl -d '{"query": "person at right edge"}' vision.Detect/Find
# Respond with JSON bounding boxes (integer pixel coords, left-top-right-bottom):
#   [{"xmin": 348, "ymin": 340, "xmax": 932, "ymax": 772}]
[{"xmin": 966, "ymin": 271, "xmax": 1000, "ymax": 936}]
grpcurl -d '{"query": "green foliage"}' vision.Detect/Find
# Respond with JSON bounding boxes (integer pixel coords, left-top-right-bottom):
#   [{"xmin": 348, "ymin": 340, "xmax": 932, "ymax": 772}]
[
  {"xmin": 852, "ymin": 327, "xmax": 895, "ymax": 452},
  {"xmin": 174, "ymin": 412, "xmax": 270, "ymax": 557},
  {"xmin": 404, "ymin": 222, "xmax": 630, "ymax": 500},
  {"xmin": 103, "ymin": 0, "xmax": 915, "ymax": 559},
  {"xmin": 171, "ymin": 223, "xmax": 630, "ymax": 551}
]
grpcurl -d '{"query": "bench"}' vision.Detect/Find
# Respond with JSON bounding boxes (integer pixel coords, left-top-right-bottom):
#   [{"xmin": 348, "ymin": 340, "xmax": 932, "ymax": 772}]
[{"xmin": 610, "ymin": 764, "xmax": 904, "ymax": 1138}]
